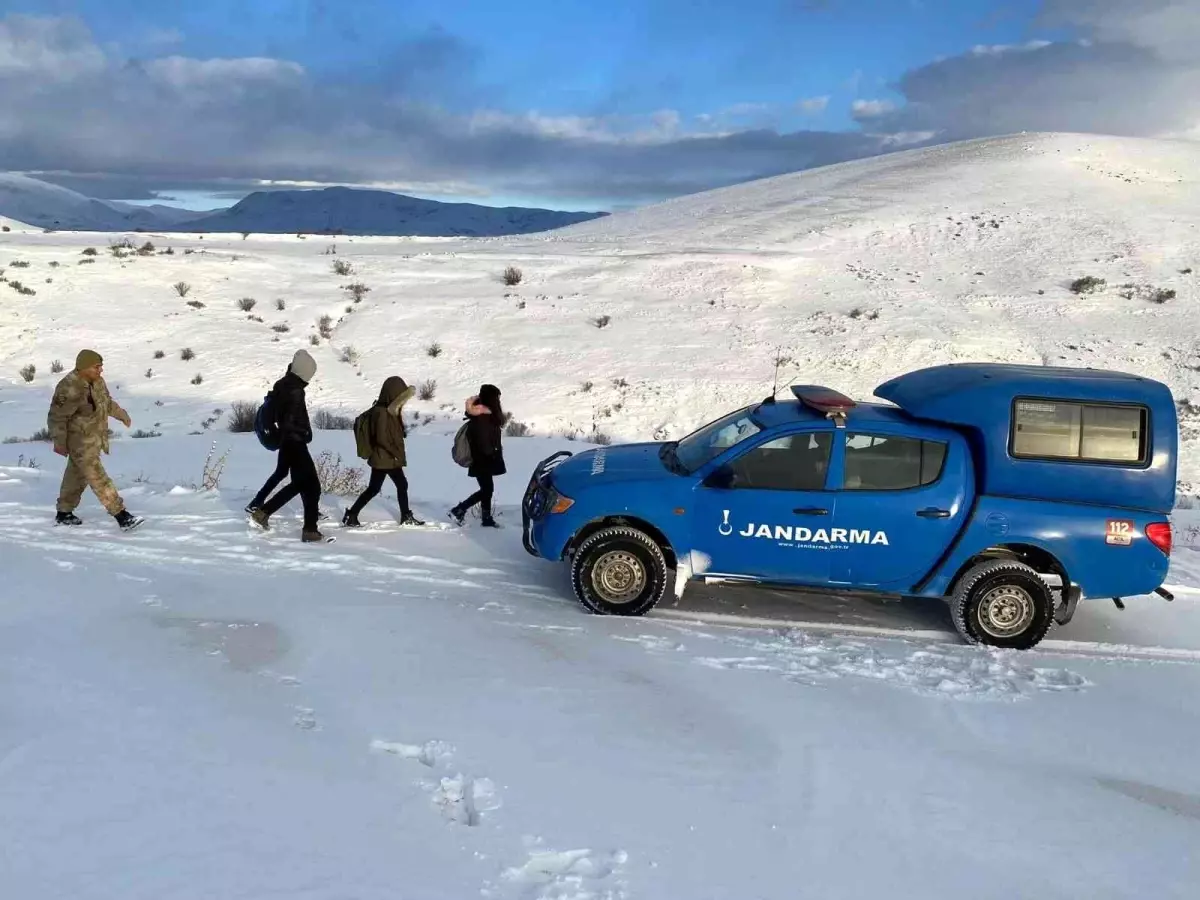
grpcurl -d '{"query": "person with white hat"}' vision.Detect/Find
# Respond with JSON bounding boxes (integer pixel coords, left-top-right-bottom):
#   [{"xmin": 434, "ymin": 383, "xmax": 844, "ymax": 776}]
[{"xmin": 249, "ymin": 349, "xmax": 325, "ymax": 542}]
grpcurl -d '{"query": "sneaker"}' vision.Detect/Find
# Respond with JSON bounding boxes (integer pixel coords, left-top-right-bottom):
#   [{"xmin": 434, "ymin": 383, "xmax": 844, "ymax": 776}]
[
  {"xmin": 249, "ymin": 508, "xmax": 270, "ymax": 530},
  {"xmin": 114, "ymin": 510, "xmax": 144, "ymax": 531},
  {"xmin": 342, "ymin": 510, "xmax": 362, "ymax": 528},
  {"xmin": 55, "ymin": 511, "xmax": 82, "ymax": 526},
  {"xmin": 302, "ymin": 529, "xmax": 326, "ymax": 543},
  {"xmin": 244, "ymin": 502, "xmax": 261, "ymax": 515},
  {"xmin": 400, "ymin": 511, "xmax": 425, "ymax": 526}
]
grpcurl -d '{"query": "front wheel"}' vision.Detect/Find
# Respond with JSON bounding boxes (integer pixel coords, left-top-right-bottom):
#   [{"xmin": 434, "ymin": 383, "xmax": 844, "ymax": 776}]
[
  {"xmin": 570, "ymin": 526, "xmax": 669, "ymax": 616},
  {"xmin": 950, "ymin": 559, "xmax": 1055, "ymax": 650}
]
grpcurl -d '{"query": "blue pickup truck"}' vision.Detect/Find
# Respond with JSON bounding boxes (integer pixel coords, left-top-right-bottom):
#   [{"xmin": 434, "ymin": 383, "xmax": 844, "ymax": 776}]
[{"xmin": 521, "ymin": 363, "xmax": 1178, "ymax": 649}]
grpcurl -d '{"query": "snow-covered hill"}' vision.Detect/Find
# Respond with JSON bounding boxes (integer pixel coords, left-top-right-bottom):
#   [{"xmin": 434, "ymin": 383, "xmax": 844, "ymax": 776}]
[
  {"xmin": 0, "ymin": 174, "xmax": 195, "ymax": 231},
  {"xmin": 183, "ymin": 186, "xmax": 607, "ymax": 236},
  {"xmin": 5, "ymin": 132, "xmax": 1200, "ymax": 900},
  {"xmin": 2, "ymin": 132, "xmax": 1199, "ymax": 485}
]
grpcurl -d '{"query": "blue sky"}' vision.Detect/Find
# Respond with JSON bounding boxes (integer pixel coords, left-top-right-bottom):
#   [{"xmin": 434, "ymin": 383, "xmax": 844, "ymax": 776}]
[{"xmin": 0, "ymin": 1, "xmax": 1192, "ymax": 210}]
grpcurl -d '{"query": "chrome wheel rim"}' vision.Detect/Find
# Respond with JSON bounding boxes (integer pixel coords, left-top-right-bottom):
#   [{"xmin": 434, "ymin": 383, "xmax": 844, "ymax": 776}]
[
  {"xmin": 591, "ymin": 550, "xmax": 646, "ymax": 605},
  {"xmin": 977, "ymin": 585, "xmax": 1035, "ymax": 639}
]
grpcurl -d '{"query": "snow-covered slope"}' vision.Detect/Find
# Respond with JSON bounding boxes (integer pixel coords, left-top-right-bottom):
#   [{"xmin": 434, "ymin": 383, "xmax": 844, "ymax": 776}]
[
  {"xmin": 184, "ymin": 186, "xmax": 607, "ymax": 236},
  {"xmin": 0, "ymin": 211, "xmax": 32, "ymax": 231},
  {"xmin": 4, "ymin": 132, "xmax": 1200, "ymax": 899},
  {"xmin": 2, "ymin": 431, "xmax": 1199, "ymax": 900},
  {"xmin": 0, "ymin": 174, "xmax": 176, "ymax": 231},
  {"xmin": 2, "ymin": 132, "xmax": 1199, "ymax": 484}
]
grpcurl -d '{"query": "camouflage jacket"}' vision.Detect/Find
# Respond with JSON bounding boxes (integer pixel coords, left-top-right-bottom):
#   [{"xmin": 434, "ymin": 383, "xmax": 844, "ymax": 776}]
[{"xmin": 48, "ymin": 372, "xmax": 128, "ymax": 454}]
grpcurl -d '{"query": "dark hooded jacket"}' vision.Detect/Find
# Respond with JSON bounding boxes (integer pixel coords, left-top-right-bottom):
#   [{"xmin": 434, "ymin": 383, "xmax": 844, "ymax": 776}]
[
  {"xmin": 271, "ymin": 370, "xmax": 312, "ymax": 445},
  {"xmin": 367, "ymin": 376, "xmax": 415, "ymax": 469},
  {"xmin": 465, "ymin": 397, "xmax": 506, "ymax": 477}
]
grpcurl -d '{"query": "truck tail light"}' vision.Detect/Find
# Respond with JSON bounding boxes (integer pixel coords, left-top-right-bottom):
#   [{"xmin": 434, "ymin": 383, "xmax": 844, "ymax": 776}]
[{"xmin": 1145, "ymin": 522, "xmax": 1172, "ymax": 555}]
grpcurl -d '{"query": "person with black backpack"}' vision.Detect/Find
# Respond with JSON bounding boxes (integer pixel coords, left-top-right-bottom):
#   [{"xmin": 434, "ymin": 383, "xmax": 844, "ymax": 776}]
[
  {"xmin": 343, "ymin": 376, "xmax": 424, "ymax": 527},
  {"xmin": 449, "ymin": 383, "xmax": 505, "ymax": 528},
  {"xmin": 248, "ymin": 349, "xmax": 326, "ymax": 542}
]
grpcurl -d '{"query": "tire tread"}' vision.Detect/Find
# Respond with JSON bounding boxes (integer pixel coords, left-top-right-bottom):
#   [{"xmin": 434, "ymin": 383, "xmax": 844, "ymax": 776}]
[
  {"xmin": 951, "ymin": 558, "xmax": 1054, "ymax": 649},
  {"xmin": 570, "ymin": 526, "xmax": 668, "ymax": 616}
]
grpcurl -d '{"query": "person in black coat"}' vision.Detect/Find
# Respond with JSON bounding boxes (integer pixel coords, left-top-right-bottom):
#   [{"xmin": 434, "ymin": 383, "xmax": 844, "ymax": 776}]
[
  {"xmin": 449, "ymin": 383, "xmax": 505, "ymax": 527},
  {"xmin": 248, "ymin": 349, "xmax": 325, "ymax": 541}
]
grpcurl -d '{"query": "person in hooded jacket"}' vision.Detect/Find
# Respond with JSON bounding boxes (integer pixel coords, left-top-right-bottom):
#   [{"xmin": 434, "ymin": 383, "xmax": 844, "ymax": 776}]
[
  {"xmin": 342, "ymin": 376, "xmax": 424, "ymax": 527},
  {"xmin": 449, "ymin": 383, "xmax": 505, "ymax": 527},
  {"xmin": 249, "ymin": 349, "xmax": 325, "ymax": 541}
]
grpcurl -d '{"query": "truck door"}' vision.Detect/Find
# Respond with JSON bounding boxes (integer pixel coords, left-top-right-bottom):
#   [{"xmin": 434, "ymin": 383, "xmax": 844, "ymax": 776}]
[
  {"xmin": 692, "ymin": 429, "xmax": 836, "ymax": 585},
  {"xmin": 828, "ymin": 430, "xmax": 969, "ymax": 589}
]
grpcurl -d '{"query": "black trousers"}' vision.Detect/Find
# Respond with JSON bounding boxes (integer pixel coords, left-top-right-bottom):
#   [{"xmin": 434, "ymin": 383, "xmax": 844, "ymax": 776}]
[
  {"xmin": 250, "ymin": 452, "xmax": 289, "ymax": 508},
  {"xmin": 457, "ymin": 474, "xmax": 494, "ymax": 518},
  {"xmin": 261, "ymin": 442, "xmax": 320, "ymax": 530},
  {"xmin": 348, "ymin": 467, "xmax": 411, "ymax": 517}
]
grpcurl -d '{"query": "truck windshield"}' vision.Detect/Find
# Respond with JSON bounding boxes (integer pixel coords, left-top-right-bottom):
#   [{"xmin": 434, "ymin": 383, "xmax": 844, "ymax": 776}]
[{"xmin": 671, "ymin": 407, "xmax": 763, "ymax": 473}]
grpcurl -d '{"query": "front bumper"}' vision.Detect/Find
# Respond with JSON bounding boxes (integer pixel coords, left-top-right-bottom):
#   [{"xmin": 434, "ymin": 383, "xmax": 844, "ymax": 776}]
[{"xmin": 521, "ymin": 451, "xmax": 573, "ymax": 557}]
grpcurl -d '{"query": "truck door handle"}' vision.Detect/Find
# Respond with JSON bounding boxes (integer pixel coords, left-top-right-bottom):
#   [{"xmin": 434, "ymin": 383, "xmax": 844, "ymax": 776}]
[
  {"xmin": 793, "ymin": 507, "xmax": 829, "ymax": 516},
  {"xmin": 917, "ymin": 507, "xmax": 951, "ymax": 518}
]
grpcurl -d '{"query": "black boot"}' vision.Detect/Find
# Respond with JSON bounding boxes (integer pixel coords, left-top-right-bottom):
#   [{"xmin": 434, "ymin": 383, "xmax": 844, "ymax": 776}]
[
  {"xmin": 400, "ymin": 510, "xmax": 425, "ymax": 526},
  {"xmin": 342, "ymin": 509, "xmax": 362, "ymax": 528},
  {"xmin": 448, "ymin": 506, "xmax": 465, "ymax": 526},
  {"xmin": 55, "ymin": 511, "xmax": 82, "ymax": 526},
  {"xmin": 114, "ymin": 510, "xmax": 144, "ymax": 531}
]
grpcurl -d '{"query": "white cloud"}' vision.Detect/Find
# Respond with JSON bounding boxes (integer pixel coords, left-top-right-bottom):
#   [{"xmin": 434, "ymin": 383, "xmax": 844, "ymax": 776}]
[
  {"xmin": 851, "ymin": 99, "xmax": 897, "ymax": 120},
  {"xmin": 0, "ymin": 14, "xmax": 104, "ymax": 79},
  {"xmin": 0, "ymin": 14, "xmax": 883, "ymax": 205},
  {"xmin": 144, "ymin": 56, "xmax": 306, "ymax": 90},
  {"xmin": 6, "ymin": 5, "xmax": 1200, "ymax": 208},
  {"xmin": 1039, "ymin": 0, "xmax": 1200, "ymax": 62}
]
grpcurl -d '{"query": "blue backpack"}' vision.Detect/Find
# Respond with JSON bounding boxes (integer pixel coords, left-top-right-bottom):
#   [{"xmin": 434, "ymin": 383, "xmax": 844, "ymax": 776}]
[{"xmin": 254, "ymin": 393, "xmax": 281, "ymax": 451}]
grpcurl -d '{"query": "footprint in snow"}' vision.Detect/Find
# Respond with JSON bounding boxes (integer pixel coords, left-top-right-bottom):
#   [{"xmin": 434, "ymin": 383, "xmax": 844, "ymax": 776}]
[
  {"xmin": 370, "ymin": 738, "xmax": 453, "ymax": 767},
  {"xmin": 485, "ymin": 846, "xmax": 629, "ymax": 900},
  {"xmin": 428, "ymin": 773, "xmax": 501, "ymax": 826}
]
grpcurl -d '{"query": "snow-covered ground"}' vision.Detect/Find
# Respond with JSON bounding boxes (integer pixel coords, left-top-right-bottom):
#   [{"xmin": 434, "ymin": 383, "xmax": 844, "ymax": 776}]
[
  {"xmin": 2, "ymin": 432, "xmax": 1199, "ymax": 899},
  {"xmin": 4, "ymin": 132, "xmax": 1200, "ymax": 897}
]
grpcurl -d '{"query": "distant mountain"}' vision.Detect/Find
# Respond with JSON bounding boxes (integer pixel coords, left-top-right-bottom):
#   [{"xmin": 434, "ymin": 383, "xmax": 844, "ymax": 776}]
[
  {"xmin": 105, "ymin": 200, "xmax": 222, "ymax": 229},
  {"xmin": 0, "ymin": 174, "xmax": 224, "ymax": 232},
  {"xmin": 0, "ymin": 174, "xmax": 156, "ymax": 231},
  {"xmin": 182, "ymin": 186, "xmax": 608, "ymax": 237}
]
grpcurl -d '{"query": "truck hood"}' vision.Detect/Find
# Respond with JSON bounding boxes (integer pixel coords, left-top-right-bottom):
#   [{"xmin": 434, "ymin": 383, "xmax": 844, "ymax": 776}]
[{"xmin": 549, "ymin": 443, "xmax": 670, "ymax": 493}]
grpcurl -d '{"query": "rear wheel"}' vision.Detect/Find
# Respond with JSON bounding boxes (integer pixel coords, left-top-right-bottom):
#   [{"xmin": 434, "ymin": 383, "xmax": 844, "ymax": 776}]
[
  {"xmin": 951, "ymin": 559, "xmax": 1054, "ymax": 650},
  {"xmin": 570, "ymin": 526, "xmax": 668, "ymax": 616}
]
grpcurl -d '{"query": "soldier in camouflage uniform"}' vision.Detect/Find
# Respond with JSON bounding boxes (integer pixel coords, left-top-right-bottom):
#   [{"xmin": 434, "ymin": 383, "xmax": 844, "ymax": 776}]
[{"xmin": 48, "ymin": 349, "xmax": 143, "ymax": 530}]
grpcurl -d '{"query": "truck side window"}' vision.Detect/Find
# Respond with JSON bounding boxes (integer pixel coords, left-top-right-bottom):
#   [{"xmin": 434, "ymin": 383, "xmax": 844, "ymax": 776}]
[
  {"xmin": 728, "ymin": 433, "xmax": 832, "ymax": 491},
  {"xmin": 843, "ymin": 433, "xmax": 947, "ymax": 491},
  {"xmin": 1011, "ymin": 399, "xmax": 1147, "ymax": 464}
]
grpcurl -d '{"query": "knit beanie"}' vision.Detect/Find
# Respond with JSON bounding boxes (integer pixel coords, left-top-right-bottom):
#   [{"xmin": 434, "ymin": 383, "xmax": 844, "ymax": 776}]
[
  {"xmin": 75, "ymin": 349, "xmax": 103, "ymax": 371},
  {"xmin": 479, "ymin": 383, "xmax": 501, "ymax": 402},
  {"xmin": 290, "ymin": 349, "xmax": 317, "ymax": 383}
]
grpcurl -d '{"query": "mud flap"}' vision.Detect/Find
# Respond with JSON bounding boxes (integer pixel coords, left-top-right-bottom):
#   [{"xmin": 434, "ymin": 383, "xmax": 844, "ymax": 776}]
[{"xmin": 1054, "ymin": 583, "xmax": 1081, "ymax": 626}]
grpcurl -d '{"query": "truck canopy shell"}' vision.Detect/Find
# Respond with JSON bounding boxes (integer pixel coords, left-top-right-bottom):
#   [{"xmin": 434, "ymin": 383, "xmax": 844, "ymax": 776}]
[{"xmin": 874, "ymin": 363, "xmax": 1177, "ymax": 513}]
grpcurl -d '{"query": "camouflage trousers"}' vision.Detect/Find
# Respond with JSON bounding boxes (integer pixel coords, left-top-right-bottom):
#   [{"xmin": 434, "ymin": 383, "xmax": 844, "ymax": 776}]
[{"xmin": 57, "ymin": 452, "xmax": 125, "ymax": 516}]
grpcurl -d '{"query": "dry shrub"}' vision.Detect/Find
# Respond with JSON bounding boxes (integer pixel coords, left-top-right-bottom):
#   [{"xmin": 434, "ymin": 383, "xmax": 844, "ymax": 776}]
[{"xmin": 314, "ymin": 451, "xmax": 364, "ymax": 495}]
